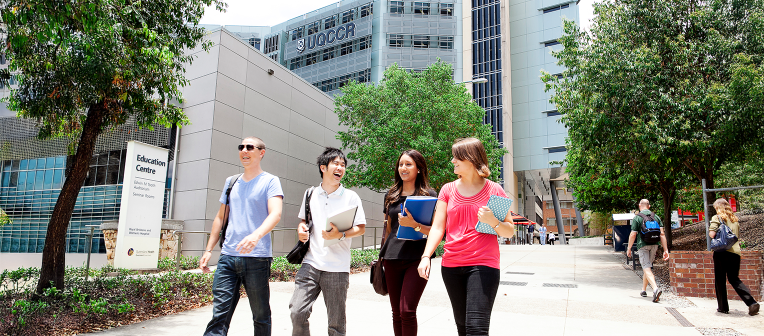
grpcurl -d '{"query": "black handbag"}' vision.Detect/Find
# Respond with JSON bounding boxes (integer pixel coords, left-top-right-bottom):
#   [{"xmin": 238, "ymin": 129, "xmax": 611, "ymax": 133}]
[
  {"xmin": 370, "ymin": 215, "xmax": 391, "ymax": 296},
  {"xmin": 286, "ymin": 187, "xmax": 315, "ymax": 264},
  {"xmin": 710, "ymin": 219, "xmax": 738, "ymax": 251},
  {"xmin": 220, "ymin": 174, "xmax": 243, "ymax": 248}
]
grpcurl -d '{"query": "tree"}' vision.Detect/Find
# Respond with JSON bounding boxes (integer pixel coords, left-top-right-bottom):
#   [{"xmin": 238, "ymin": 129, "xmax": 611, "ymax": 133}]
[
  {"xmin": 543, "ymin": 0, "xmax": 764, "ymax": 245},
  {"xmin": 0, "ymin": 207, "xmax": 9, "ymax": 226},
  {"xmin": 334, "ymin": 62, "xmax": 507, "ymax": 191},
  {"xmin": 0, "ymin": 0, "xmax": 226, "ymax": 292}
]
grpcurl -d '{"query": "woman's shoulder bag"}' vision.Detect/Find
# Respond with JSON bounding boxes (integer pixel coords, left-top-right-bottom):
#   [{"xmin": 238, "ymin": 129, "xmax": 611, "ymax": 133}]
[
  {"xmin": 710, "ymin": 218, "xmax": 739, "ymax": 252},
  {"xmin": 286, "ymin": 187, "xmax": 315, "ymax": 264}
]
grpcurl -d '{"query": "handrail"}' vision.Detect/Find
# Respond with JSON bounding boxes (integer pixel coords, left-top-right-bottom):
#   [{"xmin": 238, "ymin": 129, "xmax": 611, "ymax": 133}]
[{"xmin": 172, "ymin": 225, "xmax": 386, "ymax": 270}]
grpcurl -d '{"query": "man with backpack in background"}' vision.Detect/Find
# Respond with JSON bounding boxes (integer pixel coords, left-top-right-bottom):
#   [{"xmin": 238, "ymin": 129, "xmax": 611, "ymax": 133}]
[
  {"xmin": 627, "ymin": 199, "xmax": 670, "ymax": 302},
  {"xmin": 199, "ymin": 136, "xmax": 284, "ymax": 336}
]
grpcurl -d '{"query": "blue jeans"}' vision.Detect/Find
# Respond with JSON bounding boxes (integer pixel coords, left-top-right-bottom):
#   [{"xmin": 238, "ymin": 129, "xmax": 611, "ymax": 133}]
[{"xmin": 204, "ymin": 255, "xmax": 272, "ymax": 336}]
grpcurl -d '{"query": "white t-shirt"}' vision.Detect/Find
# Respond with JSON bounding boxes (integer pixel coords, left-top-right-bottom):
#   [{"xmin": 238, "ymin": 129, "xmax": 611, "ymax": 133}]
[{"xmin": 298, "ymin": 183, "xmax": 366, "ymax": 272}]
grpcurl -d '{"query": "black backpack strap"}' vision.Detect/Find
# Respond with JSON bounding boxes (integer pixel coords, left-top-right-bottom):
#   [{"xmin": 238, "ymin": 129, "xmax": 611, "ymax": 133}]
[
  {"xmin": 219, "ymin": 174, "xmax": 243, "ymax": 248},
  {"xmin": 304, "ymin": 187, "xmax": 315, "ymax": 232}
]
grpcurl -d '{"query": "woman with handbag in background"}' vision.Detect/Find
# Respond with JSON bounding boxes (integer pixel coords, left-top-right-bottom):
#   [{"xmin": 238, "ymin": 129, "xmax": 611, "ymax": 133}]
[
  {"xmin": 709, "ymin": 198, "xmax": 759, "ymax": 316},
  {"xmin": 380, "ymin": 150, "xmax": 437, "ymax": 336}
]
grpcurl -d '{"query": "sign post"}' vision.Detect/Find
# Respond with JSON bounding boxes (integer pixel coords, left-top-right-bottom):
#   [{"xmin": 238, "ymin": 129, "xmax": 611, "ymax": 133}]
[{"xmin": 113, "ymin": 141, "xmax": 169, "ymax": 269}]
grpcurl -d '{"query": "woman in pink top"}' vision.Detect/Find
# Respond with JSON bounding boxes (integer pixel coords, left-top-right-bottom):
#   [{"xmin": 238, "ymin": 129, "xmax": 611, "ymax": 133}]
[{"xmin": 417, "ymin": 138, "xmax": 515, "ymax": 336}]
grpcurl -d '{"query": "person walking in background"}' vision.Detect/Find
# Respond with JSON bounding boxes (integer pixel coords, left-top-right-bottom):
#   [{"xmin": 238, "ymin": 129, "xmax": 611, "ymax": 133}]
[
  {"xmin": 539, "ymin": 224, "xmax": 547, "ymax": 246},
  {"xmin": 527, "ymin": 223, "xmax": 535, "ymax": 245},
  {"xmin": 200, "ymin": 137, "xmax": 284, "ymax": 336},
  {"xmin": 417, "ymin": 138, "xmax": 515, "ymax": 336},
  {"xmin": 627, "ymin": 199, "xmax": 669, "ymax": 303},
  {"xmin": 381, "ymin": 150, "xmax": 437, "ymax": 336},
  {"xmin": 709, "ymin": 198, "xmax": 760, "ymax": 316},
  {"xmin": 548, "ymin": 232, "xmax": 555, "ymax": 245},
  {"xmin": 290, "ymin": 147, "xmax": 367, "ymax": 336}
]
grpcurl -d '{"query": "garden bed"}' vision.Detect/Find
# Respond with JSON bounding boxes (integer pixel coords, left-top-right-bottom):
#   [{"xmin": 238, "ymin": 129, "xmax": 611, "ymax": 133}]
[{"xmin": 1, "ymin": 243, "xmax": 444, "ymax": 335}]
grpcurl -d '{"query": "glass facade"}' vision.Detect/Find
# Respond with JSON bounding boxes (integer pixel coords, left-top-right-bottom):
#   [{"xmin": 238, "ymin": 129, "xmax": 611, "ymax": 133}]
[
  {"xmin": 472, "ymin": 0, "xmax": 503, "ymax": 177},
  {"xmin": 0, "ymin": 150, "xmax": 171, "ymax": 253}
]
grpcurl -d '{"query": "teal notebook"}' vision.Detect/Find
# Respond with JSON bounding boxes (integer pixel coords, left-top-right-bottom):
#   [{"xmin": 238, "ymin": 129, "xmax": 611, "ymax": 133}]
[{"xmin": 475, "ymin": 195, "xmax": 513, "ymax": 235}]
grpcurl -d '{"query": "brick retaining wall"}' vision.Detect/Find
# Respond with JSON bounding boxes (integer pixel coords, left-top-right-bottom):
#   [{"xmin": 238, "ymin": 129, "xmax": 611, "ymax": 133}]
[{"xmin": 670, "ymin": 250, "xmax": 763, "ymax": 301}]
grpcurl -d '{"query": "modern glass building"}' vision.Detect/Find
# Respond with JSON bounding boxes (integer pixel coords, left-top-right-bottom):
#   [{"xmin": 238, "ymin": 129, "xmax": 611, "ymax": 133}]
[
  {"xmin": 263, "ymin": 0, "xmax": 464, "ymax": 95},
  {"xmin": 0, "ymin": 114, "xmax": 174, "ymax": 260}
]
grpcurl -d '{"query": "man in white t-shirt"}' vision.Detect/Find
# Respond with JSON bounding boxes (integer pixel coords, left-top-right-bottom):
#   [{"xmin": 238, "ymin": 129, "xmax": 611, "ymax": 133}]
[{"xmin": 289, "ymin": 147, "xmax": 367, "ymax": 336}]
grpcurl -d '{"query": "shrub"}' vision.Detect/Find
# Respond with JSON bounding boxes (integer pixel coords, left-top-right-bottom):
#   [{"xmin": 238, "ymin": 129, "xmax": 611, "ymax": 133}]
[{"xmin": 0, "ymin": 265, "xmax": 214, "ymax": 335}]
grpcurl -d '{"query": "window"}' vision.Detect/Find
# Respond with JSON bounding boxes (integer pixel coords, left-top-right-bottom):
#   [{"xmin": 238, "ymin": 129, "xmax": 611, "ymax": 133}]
[
  {"xmin": 544, "ymin": 40, "xmax": 561, "ymax": 47},
  {"xmin": 412, "ymin": 35, "xmax": 429, "ymax": 48},
  {"xmin": 340, "ymin": 41, "xmax": 353, "ymax": 56},
  {"xmin": 248, "ymin": 38, "xmax": 261, "ymax": 49},
  {"xmin": 290, "ymin": 58, "xmax": 301, "ymax": 70},
  {"xmin": 413, "ymin": 2, "xmax": 430, "ymax": 15},
  {"xmin": 389, "ymin": 34, "xmax": 404, "ymax": 47},
  {"xmin": 543, "ymin": 4, "xmax": 569, "ymax": 14},
  {"xmin": 305, "ymin": 52, "xmax": 318, "ymax": 66},
  {"xmin": 342, "ymin": 9, "xmax": 356, "ymax": 23},
  {"xmin": 0, "ymin": 54, "xmax": 6, "ymax": 65},
  {"xmin": 548, "ymin": 146, "xmax": 567, "ymax": 153},
  {"xmin": 307, "ymin": 21, "xmax": 320, "ymax": 35},
  {"xmin": 554, "ymin": 73, "xmax": 563, "ymax": 79},
  {"xmin": 546, "ymin": 110, "xmax": 561, "ymax": 116},
  {"xmin": 322, "ymin": 47, "xmax": 335, "ymax": 61},
  {"xmin": 269, "ymin": 54, "xmax": 278, "ymax": 61},
  {"xmin": 360, "ymin": 4, "xmax": 373, "ymax": 18},
  {"xmin": 359, "ymin": 36, "xmax": 372, "ymax": 51},
  {"xmin": 324, "ymin": 16, "xmax": 337, "ymax": 30},
  {"xmin": 440, "ymin": 3, "xmax": 454, "ymax": 16},
  {"xmin": 264, "ymin": 35, "xmax": 279, "ymax": 54},
  {"xmin": 390, "ymin": 1, "xmax": 404, "ymax": 14},
  {"xmin": 439, "ymin": 36, "xmax": 454, "ymax": 49},
  {"xmin": 291, "ymin": 27, "xmax": 303, "ymax": 41}
]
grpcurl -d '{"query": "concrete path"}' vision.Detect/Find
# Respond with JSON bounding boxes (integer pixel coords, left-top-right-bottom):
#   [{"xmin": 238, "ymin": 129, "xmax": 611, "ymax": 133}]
[{"xmin": 88, "ymin": 245, "xmax": 764, "ymax": 336}]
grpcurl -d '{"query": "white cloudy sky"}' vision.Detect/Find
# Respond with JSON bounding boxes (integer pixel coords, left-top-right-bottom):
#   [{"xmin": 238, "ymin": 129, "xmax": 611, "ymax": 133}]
[{"xmin": 200, "ymin": 0, "xmax": 340, "ymax": 26}]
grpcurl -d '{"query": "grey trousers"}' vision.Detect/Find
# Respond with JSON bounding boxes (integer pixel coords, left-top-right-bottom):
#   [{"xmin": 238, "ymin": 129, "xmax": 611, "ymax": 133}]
[{"xmin": 289, "ymin": 263, "xmax": 350, "ymax": 336}]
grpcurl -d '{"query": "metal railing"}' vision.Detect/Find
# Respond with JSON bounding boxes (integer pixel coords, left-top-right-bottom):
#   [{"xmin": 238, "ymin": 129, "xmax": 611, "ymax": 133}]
[
  {"xmin": 173, "ymin": 230, "xmax": 211, "ymax": 270},
  {"xmin": 84, "ymin": 225, "xmax": 101, "ymax": 280},
  {"xmin": 270, "ymin": 226, "xmax": 386, "ymax": 252}
]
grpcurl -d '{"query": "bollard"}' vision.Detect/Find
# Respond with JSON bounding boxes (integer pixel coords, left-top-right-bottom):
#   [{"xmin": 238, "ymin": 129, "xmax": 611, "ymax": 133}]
[
  {"xmin": 176, "ymin": 232, "xmax": 183, "ymax": 270},
  {"xmin": 84, "ymin": 226, "xmax": 95, "ymax": 281}
]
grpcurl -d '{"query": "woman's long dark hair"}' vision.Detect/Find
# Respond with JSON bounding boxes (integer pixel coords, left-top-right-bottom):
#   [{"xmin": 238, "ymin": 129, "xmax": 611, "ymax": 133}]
[{"xmin": 384, "ymin": 150, "xmax": 433, "ymax": 211}]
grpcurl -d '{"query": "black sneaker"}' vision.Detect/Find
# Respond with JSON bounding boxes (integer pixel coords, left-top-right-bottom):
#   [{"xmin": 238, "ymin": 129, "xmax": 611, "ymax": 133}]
[
  {"xmin": 750, "ymin": 303, "xmax": 760, "ymax": 316},
  {"xmin": 640, "ymin": 291, "xmax": 647, "ymax": 297},
  {"xmin": 717, "ymin": 309, "xmax": 729, "ymax": 314},
  {"xmin": 652, "ymin": 290, "xmax": 662, "ymax": 303}
]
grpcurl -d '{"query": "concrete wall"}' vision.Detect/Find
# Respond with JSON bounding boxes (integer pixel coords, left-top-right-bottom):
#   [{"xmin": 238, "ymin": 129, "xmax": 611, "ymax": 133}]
[
  {"xmin": 509, "ymin": 0, "xmax": 578, "ymax": 172},
  {"xmin": 0, "ymin": 253, "xmax": 108, "ymax": 271},
  {"xmin": 173, "ymin": 29, "xmax": 385, "ymax": 263}
]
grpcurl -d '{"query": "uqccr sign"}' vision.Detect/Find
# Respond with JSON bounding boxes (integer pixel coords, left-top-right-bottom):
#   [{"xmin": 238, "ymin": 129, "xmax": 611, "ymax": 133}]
[{"xmin": 297, "ymin": 22, "xmax": 356, "ymax": 53}]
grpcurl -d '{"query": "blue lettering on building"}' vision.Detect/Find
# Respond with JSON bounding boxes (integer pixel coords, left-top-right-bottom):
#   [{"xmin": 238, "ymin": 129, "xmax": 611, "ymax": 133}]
[{"xmin": 299, "ymin": 22, "xmax": 356, "ymax": 53}]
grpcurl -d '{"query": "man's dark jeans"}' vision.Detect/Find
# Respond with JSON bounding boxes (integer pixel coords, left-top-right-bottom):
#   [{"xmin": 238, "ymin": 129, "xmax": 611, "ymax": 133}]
[
  {"xmin": 204, "ymin": 255, "xmax": 272, "ymax": 336},
  {"xmin": 441, "ymin": 265, "xmax": 500, "ymax": 336}
]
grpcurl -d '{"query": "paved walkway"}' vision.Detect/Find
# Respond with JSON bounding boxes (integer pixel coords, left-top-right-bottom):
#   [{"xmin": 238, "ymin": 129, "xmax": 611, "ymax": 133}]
[{"xmin": 90, "ymin": 245, "xmax": 763, "ymax": 336}]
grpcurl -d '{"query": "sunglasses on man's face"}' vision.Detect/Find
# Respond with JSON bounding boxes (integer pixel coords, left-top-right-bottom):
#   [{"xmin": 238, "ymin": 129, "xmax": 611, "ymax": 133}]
[{"xmin": 238, "ymin": 144, "xmax": 263, "ymax": 151}]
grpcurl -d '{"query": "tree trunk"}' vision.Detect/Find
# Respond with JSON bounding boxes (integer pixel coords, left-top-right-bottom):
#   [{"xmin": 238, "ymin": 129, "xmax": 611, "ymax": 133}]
[
  {"xmin": 659, "ymin": 188, "xmax": 676, "ymax": 250},
  {"xmin": 36, "ymin": 103, "xmax": 107, "ymax": 293}
]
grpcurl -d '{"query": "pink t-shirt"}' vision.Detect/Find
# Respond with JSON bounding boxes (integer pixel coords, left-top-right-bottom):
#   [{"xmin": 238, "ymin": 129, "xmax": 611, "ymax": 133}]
[{"xmin": 438, "ymin": 180, "xmax": 507, "ymax": 269}]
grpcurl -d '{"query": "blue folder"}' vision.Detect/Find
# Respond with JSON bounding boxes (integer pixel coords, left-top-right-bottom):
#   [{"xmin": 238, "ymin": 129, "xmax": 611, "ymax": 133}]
[
  {"xmin": 397, "ymin": 196, "xmax": 437, "ymax": 241},
  {"xmin": 475, "ymin": 195, "xmax": 513, "ymax": 235}
]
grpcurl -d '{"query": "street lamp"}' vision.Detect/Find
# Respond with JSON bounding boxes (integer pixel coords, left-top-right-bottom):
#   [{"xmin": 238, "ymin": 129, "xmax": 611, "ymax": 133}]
[{"xmin": 458, "ymin": 78, "xmax": 488, "ymax": 84}]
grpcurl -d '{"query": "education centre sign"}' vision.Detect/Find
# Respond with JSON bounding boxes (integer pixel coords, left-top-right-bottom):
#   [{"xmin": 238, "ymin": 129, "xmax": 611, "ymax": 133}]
[{"xmin": 113, "ymin": 141, "xmax": 169, "ymax": 269}]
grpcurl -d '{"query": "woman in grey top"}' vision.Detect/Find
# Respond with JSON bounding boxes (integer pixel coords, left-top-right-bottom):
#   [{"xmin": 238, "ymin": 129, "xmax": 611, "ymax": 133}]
[{"xmin": 708, "ymin": 198, "xmax": 759, "ymax": 316}]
